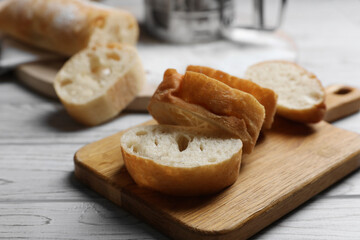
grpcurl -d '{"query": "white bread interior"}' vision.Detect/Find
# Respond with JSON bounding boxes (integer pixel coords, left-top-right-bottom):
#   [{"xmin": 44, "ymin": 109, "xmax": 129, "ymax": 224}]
[
  {"xmin": 245, "ymin": 60, "xmax": 326, "ymax": 123},
  {"xmin": 120, "ymin": 125, "xmax": 243, "ymax": 196},
  {"xmin": 54, "ymin": 43, "xmax": 145, "ymax": 125}
]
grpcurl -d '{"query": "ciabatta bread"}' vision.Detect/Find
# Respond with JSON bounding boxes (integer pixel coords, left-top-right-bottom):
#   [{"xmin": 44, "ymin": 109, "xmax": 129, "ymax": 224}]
[
  {"xmin": 54, "ymin": 43, "xmax": 145, "ymax": 125},
  {"xmin": 120, "ymin": 125, "xmax": 243, "ymax": 196},
  {"xmin": 187, "ymin": 65, "xmax": 278, "ymax": 129},
  {"xmin": 0, "ymin": 0, "xmax": 138, "ymax": 56},
  {"xmin": 245, "ymin": 60, "xmax": 326, "ymax": 123},
  {"xmin": 148, "ymin": 69, "xmax": 265, "ymax": 154}
]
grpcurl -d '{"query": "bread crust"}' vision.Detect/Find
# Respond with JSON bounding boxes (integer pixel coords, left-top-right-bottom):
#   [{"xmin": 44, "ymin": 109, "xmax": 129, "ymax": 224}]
[
  {"xmin": 187, "ymin": 65, "xmax": 278, "ymax": 129},
  {"xmin": 120, "ymin": 126, "xmax": 243, "ymax": 196},
  {"xmin": 148, "ymin": 69, "xmax": 265, "ymax": 154},
  {"xmin": 54, "ymin": 43, "xmax": 145, "ymax": 126},
  {"xmin": 245, "ymin": 60, "xmax": 326, "ymax": 123},
  {"xmin": 0, "ymin": 0, "xmax": 138, "ymax": 56}
]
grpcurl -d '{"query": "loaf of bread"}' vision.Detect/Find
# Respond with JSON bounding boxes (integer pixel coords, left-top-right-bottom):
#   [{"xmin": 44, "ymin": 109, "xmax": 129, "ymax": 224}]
[
  {"xmin": 187, "ymin": 65, "xmax": 278, "ymax": 129},
  {"xmin": 54, "ymin": 43, "xmax": 145, "ymax": 125},
  {"xmin": 0, "ymin": 0, "xmax": 138, "ymax": 56},
  {"xmin": 148, "ymin": 69, "xmax": 265, "ymax": 154},
  {"xmin": 245, "ymin": 60, "xmax": 326, "ymax": 123},
  {"xmin": 120, "ymin": 125, "xmax": 243, "ymax": 196}
]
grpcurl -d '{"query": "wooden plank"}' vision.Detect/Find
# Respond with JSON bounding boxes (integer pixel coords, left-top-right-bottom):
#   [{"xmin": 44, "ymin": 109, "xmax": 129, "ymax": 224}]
[
  {"xmin": 0, "ymin": 201, "xmax": 168, "ymax": 240},
  {"xmin": 0, "ymin": 103, "xmax": 152, "ymax": 145},
  {"xmin": 0, "ymin": 199, "xmax": 359, "ymax": 240},
  {"xmin": 0, "ymin": 169, "xmax": 99, "ymax": 202},
  {"xmin": 253, "ymin": 197, "xmax": 360, "ymax": 240}
]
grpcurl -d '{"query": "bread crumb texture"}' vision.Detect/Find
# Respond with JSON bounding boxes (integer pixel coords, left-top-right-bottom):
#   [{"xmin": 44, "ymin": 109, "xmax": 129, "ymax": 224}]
[
  {"xmin": 121, "ymin": 125, "xmax": 242, "ymax": 168},
  {"xmin": 55, "ymin": 43, "xmax": 137, "ymax": 104},
  {"xmin": 245, "ymin": 61, "xmax": 324, "ymax": 110}
]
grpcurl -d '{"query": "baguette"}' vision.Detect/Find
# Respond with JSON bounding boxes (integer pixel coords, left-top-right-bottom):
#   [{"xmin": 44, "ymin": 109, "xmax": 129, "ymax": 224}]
[
  {"xmin": 187, "ymin": 65, "xmax": 278, "ymax": 129},
  {"xmin": 54, "ymin": 43, "xmax": 145, "ymax": 125},
  {"xmin": 148, "ymin": 69, "xmax": 265, "ymax": 154},
  {"xmin": 120, "ymin": 125, "xmax": 243, "ymax": 196},
  {"xmin": 245, "ymin": 60, "xmax": 326, "ymax": 123},
  {"xmin": 0, "ymin": 0, "xmax": 138, "ymax": 56}
]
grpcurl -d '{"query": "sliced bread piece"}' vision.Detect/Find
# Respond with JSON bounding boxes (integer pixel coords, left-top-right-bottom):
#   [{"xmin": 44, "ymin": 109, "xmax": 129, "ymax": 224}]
[
  {"xmin": 245, "ymin": 60, "xmax": 326, "ymax": 123},
  {"xmin": 187, "ymin": 65, "xmax": 278, "ymax": 129},
  {"xmin": 54, "ymin": 43, "xmax": 145, "ymax": 125},
  {"xmin": 120, "ymin": 125, "xmax": 243, "ymax": 196},
  {"xmin": 147, "ymin": 69, "xmax": 265, "ymax": 154}
]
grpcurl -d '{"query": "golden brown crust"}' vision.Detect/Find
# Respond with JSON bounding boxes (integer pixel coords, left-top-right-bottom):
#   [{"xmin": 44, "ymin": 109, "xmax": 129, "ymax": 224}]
[
  {"xmin": 148, "ymin": 69, "xmax": 265, "ymax": 154},
  {"xmin": 0, "ymin": 0, "xmax": 138, "ymax": 56},
  {"xmin": 121, "ymin": 140, "xmax": 242, "ymax": 196},
  {"xmin": 277, "ymin": 104, "xmax": 326, "ymax": 123},
  {"xmin": 186, "ymin": 65, "xmax": 278, "ymax": 129},
  {"xmin": 245, "ymin": 60, "xmax": 326, "ymax": 123}
]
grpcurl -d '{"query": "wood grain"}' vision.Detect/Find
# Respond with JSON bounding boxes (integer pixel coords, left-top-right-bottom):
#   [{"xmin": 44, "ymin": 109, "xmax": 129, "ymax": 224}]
[
  {"xmin": 1, "ymin": 198, "xmax": 359, "ymax": 240},
  {"xmin": 74, "ymin": 111, "xmax": 360, "ymax": 239},
  {"xmin": 0, "ymin": 201, "xmax": 169, "ymax": 240},
  {"xmin": 324, "ymin": 85, "xmax": 360, "ymax": 122}
]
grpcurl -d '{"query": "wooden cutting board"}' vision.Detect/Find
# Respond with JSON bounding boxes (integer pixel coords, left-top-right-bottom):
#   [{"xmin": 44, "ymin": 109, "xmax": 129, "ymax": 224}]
[{"xmin": 74, "ymin": 86, "xmax": 360, "ymax": 240}]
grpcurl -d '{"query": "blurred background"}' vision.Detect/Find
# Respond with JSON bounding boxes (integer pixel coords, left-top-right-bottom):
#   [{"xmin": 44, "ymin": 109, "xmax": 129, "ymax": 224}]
[
  {"xmin": 1, "ymin": 1, "xmax": 360, "ymax": 239},
  {"xmin": 2, "ymin": 0, "xmax": 359, "ymax": 93}
]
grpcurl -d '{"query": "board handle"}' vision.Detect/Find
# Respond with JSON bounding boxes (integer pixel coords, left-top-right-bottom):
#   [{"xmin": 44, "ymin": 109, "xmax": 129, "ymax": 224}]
[{"xmin": 324, "ymin": 85, "xmax": 360, "ymax": 122}]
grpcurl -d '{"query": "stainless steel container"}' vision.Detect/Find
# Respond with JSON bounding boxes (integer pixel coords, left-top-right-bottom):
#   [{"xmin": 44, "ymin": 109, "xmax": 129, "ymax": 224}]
[
  {"xmin": 145, "ymin": 0, "xmax": 234, "ymax": 43},
  {"xmin": 144, "ymin": 0, "xmax": 287, "ymax": 44}
]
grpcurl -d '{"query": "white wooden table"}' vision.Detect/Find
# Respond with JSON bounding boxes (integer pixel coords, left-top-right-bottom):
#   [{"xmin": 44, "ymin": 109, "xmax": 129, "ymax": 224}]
[{"xmin": 1, "ymin": 0, "xmax": 360, "ymax": 239}]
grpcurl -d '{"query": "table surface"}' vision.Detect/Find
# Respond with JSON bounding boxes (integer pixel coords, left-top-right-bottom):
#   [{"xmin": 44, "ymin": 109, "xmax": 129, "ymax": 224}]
[{"xmin": 1, "ymin": 0, "xmax": 360, "ymax": 239}]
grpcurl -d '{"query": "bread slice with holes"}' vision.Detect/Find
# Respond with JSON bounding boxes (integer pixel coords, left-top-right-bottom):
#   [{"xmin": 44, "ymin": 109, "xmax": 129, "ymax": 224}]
[
  {"xmin": 54, "ymin": 43, "xmax": 145, "ymax": 125},
  {"xmin": 187, "ymin": 65, "xmax": 278, "ymax": 129},
  {"xmin": 147, "ymin": 69, "xmax": 265, "ymax": 154},
  {"xmin": 120, "ymin": 125, "xmax": 243, "ymax": 196},
  {"xmin": 245, "ymin": 60, "xmax": 326, "ymax": 123}
]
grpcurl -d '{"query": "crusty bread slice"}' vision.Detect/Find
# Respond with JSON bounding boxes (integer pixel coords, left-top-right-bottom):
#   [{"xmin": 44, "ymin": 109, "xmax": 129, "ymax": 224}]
[
  {"xmin": 148, "ymin": 69, "xmax": 265, "ymax": 154},
  {"xmin": 54, "ymin": 43, "xmax": 145, "ymax": 125},
  {"xmin": 120, "ymin": 125, "xmax": 243, "ymax": 196},
  {"xmin": 245, "ymin": 60, "xmax": 326, "ymax": 123},
  {"xmin": 187, "ymin": 65, "xmax": 278, "ymax": 129}
]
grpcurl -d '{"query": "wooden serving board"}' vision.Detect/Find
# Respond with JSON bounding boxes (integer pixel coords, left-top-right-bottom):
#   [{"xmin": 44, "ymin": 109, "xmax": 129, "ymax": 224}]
[{"xmin": 74, "ymin": 86, "xmax": 360, "ymax": 240}]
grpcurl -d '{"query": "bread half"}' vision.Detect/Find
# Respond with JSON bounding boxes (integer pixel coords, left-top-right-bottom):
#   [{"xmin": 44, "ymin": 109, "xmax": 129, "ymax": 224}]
[
  {"xmin": 120, "ymin": 125, "xmax": 243, "ymax": 196},
  {"xmin": 245, "ymin": 60, "xmax": 326, "ymax": 123},
  {"xmin": 187, "ymin": 65, "xmax": 278, "ymax": 129},
  {"xmin": 0, "ymin": 0, "xmax": 139, "ymax": 56},
  {"xmin": 148, "ymin": 69, "xmax": 265, "ymax": 154},
  {"xmin": 54, "ymin": 43, "xmax": 145, "ymax": 125}
]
